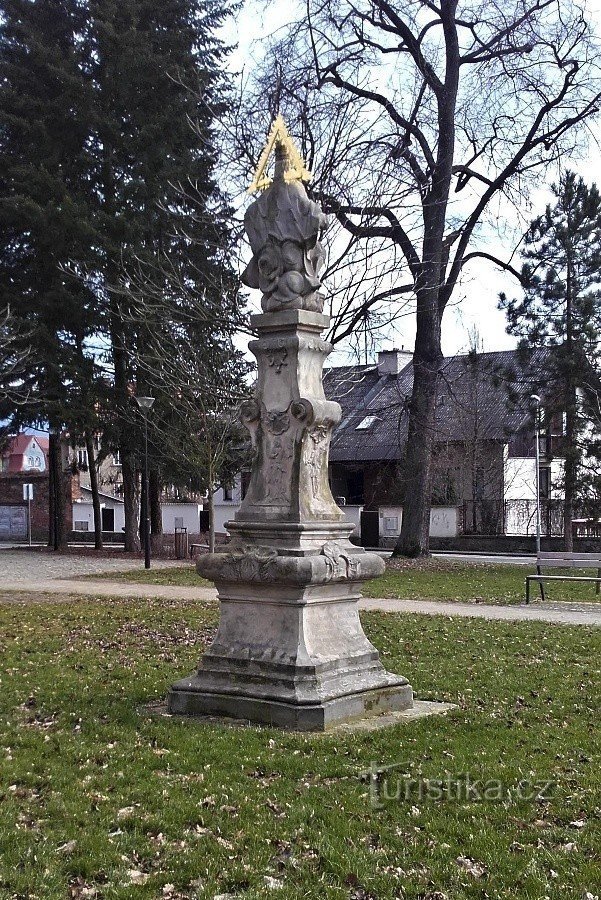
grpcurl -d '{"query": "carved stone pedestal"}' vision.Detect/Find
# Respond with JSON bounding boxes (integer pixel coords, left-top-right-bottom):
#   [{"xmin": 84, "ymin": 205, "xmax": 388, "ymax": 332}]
[{"xmin": 167, "ymin": 309, "xmax": 413, "ymax": 730}]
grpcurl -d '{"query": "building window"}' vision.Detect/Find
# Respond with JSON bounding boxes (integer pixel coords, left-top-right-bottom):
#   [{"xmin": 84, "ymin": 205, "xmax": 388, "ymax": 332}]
[
  {"xmin": 223, "ymin": 483, "xmax": 233, "ymax": 501},
  {"xmin": 74, "ymin": 520, "xmax": 89, "ymax": 531},
  {"xmin": 77, "ymin": 448, "xmax": 88, "ymax": 468},
  {"xmin": 539, "ymin": 466, "xmax": 551, "ymax": 499},
  {"xmin": 356, "ymin": 415, "xmax": 378, "ymax": 430},
  {"xmin": 112, "ymin": 451, "xmax": 121, "ymax": 466}
]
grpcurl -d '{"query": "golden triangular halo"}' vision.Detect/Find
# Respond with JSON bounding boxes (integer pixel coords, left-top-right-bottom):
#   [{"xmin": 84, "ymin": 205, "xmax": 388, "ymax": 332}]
[{"xmin": 247, "ymin": 115, "xmax": 312, "ymax": 193}]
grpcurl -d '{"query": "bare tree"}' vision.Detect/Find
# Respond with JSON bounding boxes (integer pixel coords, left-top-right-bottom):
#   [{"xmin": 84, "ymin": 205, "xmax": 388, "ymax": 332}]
[
  {"xmin": 0, "ymin": 305, "xmax": 32, "ymax": 414},
  {"xmin": 232, "ymin": 0, "xmax": 601, "ymax": 554},
  {"xmin": 117, "ymin": 273, "xmax": 250, "ymax": 552}
]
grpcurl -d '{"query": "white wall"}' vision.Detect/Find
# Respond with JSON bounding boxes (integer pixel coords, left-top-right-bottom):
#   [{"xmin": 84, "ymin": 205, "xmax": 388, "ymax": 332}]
[
  {"xmin": 213, "ymin": 501, "xmax": 238, "ymax": 535},
  {"xmin": 342, "ymin": 504, "xmax": 362, "ymax": 539},
  {"xmin": 213, "ymin": 475, "xmax": 243, "ymax": 505},
  {"xmin": 379, "ymin": 505, "xmax": 459, "ymax": 539},
  {"xmin": 504, "ymin": 455, "xmax": 565, "ymax": 501},
  {"xmin": 73, "ymin": 500, "xmax": 201, "ymax": 535},
  {"xmin": 504, "ymin": 454, "xmax": 565, "ymax": 534},
  {"xmin": 72, "ymin": 499, "xmax": 125, "ymax": 533},
  {"xmin": 504, "ymin": 457, "xmax": 536, "ymax": 501},
  {"xmin": 22, "ymin": 437, "xmax": 46, "ymax": 473},
  {"xmin": 161, "ymin": 503, "xmax": 202, "ymax": 534}
]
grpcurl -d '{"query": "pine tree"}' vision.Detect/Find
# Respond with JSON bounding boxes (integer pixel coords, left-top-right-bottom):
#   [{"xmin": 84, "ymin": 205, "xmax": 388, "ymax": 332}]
[
  {"xmin": 499, "ymin": 171, "xmax": 601, "ymax": 549},
  {"xmin": 85, "ymin": 0, "xmax": 238, "ymax": 551},
  {"xmin": 2, "ymin": 0, "xmax": 243, "ymax": 552},
  {"xmin": 0, "ymin": 0, "xmax": 99, "ymax": 547}
]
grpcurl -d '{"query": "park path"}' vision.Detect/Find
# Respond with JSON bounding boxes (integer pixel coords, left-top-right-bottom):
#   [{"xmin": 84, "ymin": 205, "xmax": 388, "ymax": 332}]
[{"xmin": 1, "ymin": 549, "xmax": 600, "ymax": 625}]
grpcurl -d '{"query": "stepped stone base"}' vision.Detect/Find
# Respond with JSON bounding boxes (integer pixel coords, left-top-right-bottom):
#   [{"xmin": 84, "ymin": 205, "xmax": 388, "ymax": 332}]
[
  {"xmin": 168, "ymin": 680, "xmax": 413, "ymax": 732},
  {"xmin": 167, "ymin": 548, "xmax": 414, "ymax": 731}
]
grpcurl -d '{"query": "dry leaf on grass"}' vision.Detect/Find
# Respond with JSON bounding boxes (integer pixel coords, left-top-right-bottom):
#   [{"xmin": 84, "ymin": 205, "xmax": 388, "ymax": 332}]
[{"xmin": 456, "ymin": 856, "xmax": 487, "ymax": 878}]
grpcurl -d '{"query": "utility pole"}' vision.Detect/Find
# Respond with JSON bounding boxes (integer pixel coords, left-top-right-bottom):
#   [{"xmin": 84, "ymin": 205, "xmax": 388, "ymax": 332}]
[{"xmin": 135, "ymin": 396, "xmax": 155, "ymax": 569}]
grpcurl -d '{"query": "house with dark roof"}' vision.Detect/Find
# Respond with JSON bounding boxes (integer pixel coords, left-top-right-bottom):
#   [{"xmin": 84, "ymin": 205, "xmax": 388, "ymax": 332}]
[{"xmin": 324, "ymin": 348, "xmax": 567, "ymax": 543}]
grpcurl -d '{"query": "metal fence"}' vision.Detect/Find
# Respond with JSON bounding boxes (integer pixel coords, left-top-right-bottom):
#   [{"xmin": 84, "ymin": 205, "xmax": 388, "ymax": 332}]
[{"xmin": 462, "ymin": 499, "xmax": 566, "ymax": 536}]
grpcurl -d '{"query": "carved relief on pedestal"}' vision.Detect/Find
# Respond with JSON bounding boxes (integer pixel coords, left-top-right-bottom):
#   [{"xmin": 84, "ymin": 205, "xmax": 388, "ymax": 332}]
[
  {"xmin": 264, "ymin": 408, "xmax": 294, "ymax": 503},
  {"xmin": 266, "ymin": 345, "xmax": 288, "ymax": 374},
  {"xmin": 306, "ymin": 425, "xmax": 329, "ymax": 496},
  {"xmin": 321, "ymin": 542, "xmax": 362, "ymax": 582},
  {"xmin": 211, "ymin": 545, "xmax": 279, "ymax": 583}
]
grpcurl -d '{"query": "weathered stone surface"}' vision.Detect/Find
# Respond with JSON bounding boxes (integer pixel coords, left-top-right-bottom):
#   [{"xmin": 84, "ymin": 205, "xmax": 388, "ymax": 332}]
[
  {"xmin": 241, "ymin": 146, "xmax": 328, "ymax": 314},
  {"xmin": 168, "ymin": 124, "xmax": 413, "ymax": 730}
]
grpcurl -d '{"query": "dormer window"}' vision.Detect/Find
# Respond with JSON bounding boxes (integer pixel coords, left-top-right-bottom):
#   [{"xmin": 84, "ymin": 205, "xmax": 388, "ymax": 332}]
[{"xmin": 356, "ymin": 415, "xmax": 378, "ymax": 430}]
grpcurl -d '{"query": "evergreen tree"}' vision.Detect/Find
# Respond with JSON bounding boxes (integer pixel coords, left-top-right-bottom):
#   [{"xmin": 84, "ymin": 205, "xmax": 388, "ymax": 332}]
[
  {"xmin": 85, "ymin": 0, "xmax": 239, "ymax": 551},
  {"xmin": 0, "ymin": 0, "xmax": 98, "ymax": 547},
  {"xmin": 1, "ymin": 0, "xmax": 243, "ymax": 552},
  {"xmin": 499, "ymin": 171, "xmax": 601, "ymax": 549}
]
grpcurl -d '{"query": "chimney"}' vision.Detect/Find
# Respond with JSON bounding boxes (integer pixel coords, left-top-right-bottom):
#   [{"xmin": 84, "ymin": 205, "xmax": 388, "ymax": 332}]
[{"xmin": 377, "ymin": 347, "xmax": 412, "ymax": 376}]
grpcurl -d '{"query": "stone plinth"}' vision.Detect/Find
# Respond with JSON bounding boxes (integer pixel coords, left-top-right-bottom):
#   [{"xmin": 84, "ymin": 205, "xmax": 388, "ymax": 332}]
[{"xmin": 167, "ymin": 309, "xmax": 413, "ymax": 730}]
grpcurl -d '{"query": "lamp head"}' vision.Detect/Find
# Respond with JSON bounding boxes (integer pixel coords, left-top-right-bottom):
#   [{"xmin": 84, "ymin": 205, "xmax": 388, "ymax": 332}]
[{"xmin": 135, "ymin": 396, "xmax": 155, "ymax": 411}]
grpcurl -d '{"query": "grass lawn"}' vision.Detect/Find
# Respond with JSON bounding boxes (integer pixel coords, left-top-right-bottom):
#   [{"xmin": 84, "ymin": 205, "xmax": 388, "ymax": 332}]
[
  {"xmin": 0, "ymin": 595, "xmax": 599, "ymax": 899},
  {"xmin": 94, "ymin": 566, "xmax": 211, "ymax": 588},
  {"xmin": 103, "ymin": 558, "xmax": 601, "ymax": 604}
]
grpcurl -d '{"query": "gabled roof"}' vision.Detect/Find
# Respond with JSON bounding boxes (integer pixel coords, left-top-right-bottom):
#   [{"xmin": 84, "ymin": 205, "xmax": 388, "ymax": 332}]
[
  {"xmin": 79, "ymin": 486, "xmax": 124, "ymax": 504},
  {"xmin": 1, "ymin": 434, "xmax": 49, "ymax": 473},
  {"xmin": 324, "ymin": 348, "xmax": 553, "ymax": 463}
]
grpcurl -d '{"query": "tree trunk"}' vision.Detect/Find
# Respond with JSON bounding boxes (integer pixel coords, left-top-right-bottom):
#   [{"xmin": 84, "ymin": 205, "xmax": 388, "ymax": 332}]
[
  {"xmin": 563, "ymin": 242, "xmax": 577, "ymax": 551},
  {"xmin": 48, "ymin": 441, "xmax": 55, "ymax": 548},
  {"xmin": 149, "ymin": 468, "xmax": 163, "ymax": 553},
  {"xmin": 394, "ymin": 349, "xmax": 441, "ymax": 556},
  {"xmin": 208, "ymin": 488, "xmax": 215, "ymax": 554},
  {"xmin": 393, "ymin": 8, "xmax": 458, "ymax": 557},
  {"xmin": 85, "ymin": 430, "xmax": 103, "ymax": 550},
  {"xmin": 394, "ymin": 269, "xmax": 445, "ymax": 556},
  {"xmin": 122, "ymin": 453, "xmax": 140, "ymax": 553},
  {"xmin": 48, "ymin": 431, "xmax": 68, "ymax": 550},
  {"xmin": 207, "ymin": 456, "xmax": 215, "ymax": 553}
]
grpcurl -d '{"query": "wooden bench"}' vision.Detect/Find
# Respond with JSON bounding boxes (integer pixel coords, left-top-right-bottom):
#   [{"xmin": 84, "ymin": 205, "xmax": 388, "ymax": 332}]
[
  {"xmin": 525, "ymin": 551, "xmax": 601, "ymax": 603},
  {"xmin": 189, "ymin": 543, "xmax": 209, "ymax": 558}
]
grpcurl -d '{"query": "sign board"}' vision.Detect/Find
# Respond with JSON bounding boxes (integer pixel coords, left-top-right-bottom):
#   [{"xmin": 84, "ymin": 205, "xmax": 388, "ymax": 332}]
[
  {"xmin": 0, "ymin": 506, "xmax": 27, "ymax": 538},
  {"xmin": 23, "ymin": 483, "xmax": 34, "ymax": 501}
]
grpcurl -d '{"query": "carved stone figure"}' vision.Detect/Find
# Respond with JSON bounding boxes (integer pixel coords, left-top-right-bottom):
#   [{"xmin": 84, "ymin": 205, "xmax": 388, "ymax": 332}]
[{"xmin": 241, "ymin": 145, "xmax": 328, "ymax": 313}]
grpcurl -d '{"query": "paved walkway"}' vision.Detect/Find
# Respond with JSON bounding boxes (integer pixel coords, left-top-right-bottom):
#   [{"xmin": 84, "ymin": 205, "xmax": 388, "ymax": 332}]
[
  {"xmin": 0, "ymin": 548, "xmax": 185, "ymax": 580},
  {"xmin": 359, "ymin": 597, "xmax": 601, "ymax": 626},
  {"xmin": 1, "ymin": 549, "xmax": 600, "ymax": 625}
]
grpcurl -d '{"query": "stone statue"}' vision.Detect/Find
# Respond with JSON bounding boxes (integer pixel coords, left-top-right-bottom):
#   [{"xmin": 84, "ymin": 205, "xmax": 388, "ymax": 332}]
[
  {"xmin": 167, "ymin": 117, "xmax": 414, "ymax": 731},
  {"xmin": 241, "ymin": 144, "xmax": 328, "ymax": 313}
]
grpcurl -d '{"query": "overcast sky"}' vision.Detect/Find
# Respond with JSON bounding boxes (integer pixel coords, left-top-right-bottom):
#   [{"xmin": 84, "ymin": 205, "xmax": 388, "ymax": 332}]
[{"xmin": 225, "ymin": 1, "xmax": 601, "ymax": 362}]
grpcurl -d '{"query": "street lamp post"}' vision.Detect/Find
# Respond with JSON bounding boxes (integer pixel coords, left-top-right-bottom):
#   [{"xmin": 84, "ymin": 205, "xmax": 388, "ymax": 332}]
[
  {"xmin": 135, "ymin": 396, "xmax": 155, "ymax": 569},
  {"xmin": 530, "ymin": 394, "xmax": 545, "ymax": 601}
]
